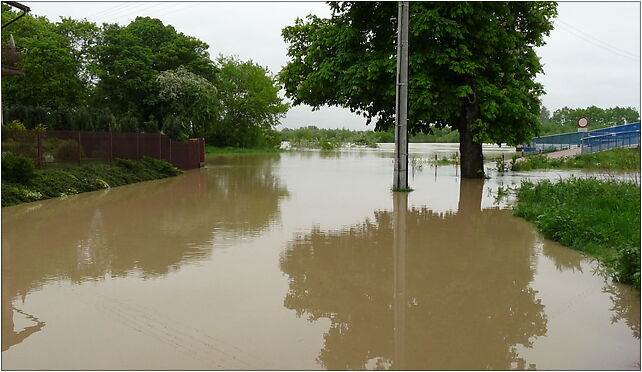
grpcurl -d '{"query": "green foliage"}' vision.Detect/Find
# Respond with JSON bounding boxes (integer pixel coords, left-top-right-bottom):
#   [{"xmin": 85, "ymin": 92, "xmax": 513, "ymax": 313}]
[
  {"xmin": 2, "ymin": 104, "xmax": 117, "ymax": 131},
  {"xmin": 2, "ymin": 9, "xmax": 285, "ymax": 149},
  {"xmin": 392, "ymin": 187, "xmax": 414, "ymax": 192},
  {"xmin": 280, "ymin": 126, "xmax": 393, "ymax": 149},
  {"xmin": 512, "ymin": 148, "xmax": 641, "ymax": 171},
  {"xmin": 1, "ymin": 5, "xmax": 90, "ymax": 108},
  {"xmin": 429, "ymin": 154, "xmax": 459, "ymax": 166},
  {"xmin": 4, "ymin": 120, "xmax": 26, "ymax": 130},
  {"xmin": 156, "ymin": 66, "xmax": 219, "ymax": 140},
  {"xmin": 92, "ymin": 17, "xmax": 217, "ymax": 122},
  {"xmin": 1, "ymin": 153, "xmax": 36, "ymax": 184},
  {"xmin": 205, "ymin": 145, "xmax": 282, "ymax": 155},
  {"xmin": 280, "ymin": 2, "xmax": 557, "ymax": 176},
  {"xmin": 539, "ymin": 106, "xmax": 640, "ymax": 136},
  {"xmin": 207, "ymin": 56, "xmax": 289, "ymax": 148},
  {"xmin": 496, "ymin": 158, "xmax": 509, "ymax": 173},
  {"xmin": 114, "ymin": 158, "xmax": 140, "ymax": 170},
  {"xmin": 514, "ymin": 178, "xmax": 641, "ymax": 288},
  {"xmin": 141, "ymin": 156, "xmax": 182, "ymax": 176},
  {"xmin": 1, "ymin": 158, "xmax": 181, "ymax": 207}
]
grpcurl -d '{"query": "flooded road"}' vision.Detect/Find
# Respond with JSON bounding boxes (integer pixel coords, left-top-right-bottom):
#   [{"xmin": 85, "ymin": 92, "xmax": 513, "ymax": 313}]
[{"xmin": 2, "ymin": 144, "xmax": 640, "ymax": 370}]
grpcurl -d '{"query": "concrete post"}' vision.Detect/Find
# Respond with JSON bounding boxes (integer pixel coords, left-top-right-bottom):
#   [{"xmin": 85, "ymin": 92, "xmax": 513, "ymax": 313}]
[{"xmin": 394, "ymin": 1, "xmax": 409, "ymax": 190}]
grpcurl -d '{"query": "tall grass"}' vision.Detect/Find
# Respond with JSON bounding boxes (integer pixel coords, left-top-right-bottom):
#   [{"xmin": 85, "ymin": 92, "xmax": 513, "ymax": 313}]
[
  {"xmin": 512, "ymin": 147, "xmax": 640, "ymax": 171},
  {"xmin": 514, "ymin": 178, "xmax": 640, "ymax": 288}
]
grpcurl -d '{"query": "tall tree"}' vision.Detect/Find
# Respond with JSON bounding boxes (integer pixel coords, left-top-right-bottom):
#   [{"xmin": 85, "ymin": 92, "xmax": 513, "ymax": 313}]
[
  {"xmin": 156, "ymin": 66, "xmax": 219, "ymax": 140},
  {"xmin": 280, "ymin": 2, "xmax": 557, "ymax": 177},
  {"xmin": 1, "ymin": 5, "xmax": 88, "ymax": 108},
  {"xmin": 208, "ymin": 56, "xmax": 289, "ymax": 148},
  {"xmin": 92, "ymin": 17, "xmax": 218, "ymax": 123}
]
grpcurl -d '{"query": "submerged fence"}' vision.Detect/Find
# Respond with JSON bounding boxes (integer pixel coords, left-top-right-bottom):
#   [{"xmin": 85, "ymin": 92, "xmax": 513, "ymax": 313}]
[{"xmin": 1, "ymin": 129, "xmax": 205, "ymax": 170}]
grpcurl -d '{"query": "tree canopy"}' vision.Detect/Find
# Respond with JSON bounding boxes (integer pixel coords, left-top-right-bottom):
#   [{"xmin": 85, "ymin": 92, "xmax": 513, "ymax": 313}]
[
  {"xmin": 280, "ymin": 2, "xmax": 558, "ymax": 177},
  {"xmin": 208, "ymin": 56, "xmax": 289, "ymax": 148},
  {"xmin": 539, "ymin": 105, "xmax": 640, "ymax": 135},
  {"xmin": 1, "ymin": 8, "xmax": 287, "ymax": 147}
]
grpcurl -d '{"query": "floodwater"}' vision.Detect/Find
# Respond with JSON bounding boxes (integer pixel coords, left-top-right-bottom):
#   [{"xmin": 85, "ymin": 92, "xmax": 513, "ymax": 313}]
[{"xmin": 2, "ymin": 144, "xmax": 640, "ymax": 370}]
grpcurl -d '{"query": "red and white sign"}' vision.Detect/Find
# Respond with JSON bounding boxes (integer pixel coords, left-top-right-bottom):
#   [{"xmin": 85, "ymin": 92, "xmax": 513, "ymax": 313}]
[{"xmin": 578, "ymin": 117, "xmax": 589, "ymax": 128}]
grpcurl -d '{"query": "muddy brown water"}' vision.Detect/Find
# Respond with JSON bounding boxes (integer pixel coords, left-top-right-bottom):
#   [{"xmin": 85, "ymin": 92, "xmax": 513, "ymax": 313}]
[{"xmin": 2, "ymin": 144, "xmax": 640, "ymax": 370}]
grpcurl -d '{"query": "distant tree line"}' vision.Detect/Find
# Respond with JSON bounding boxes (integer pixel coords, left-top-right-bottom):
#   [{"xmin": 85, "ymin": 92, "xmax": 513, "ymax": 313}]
[
  {"xmin": 1, "ymin": 5, "xmax": 287, "ymax": 147},
  {"xmin": 539, "ymin": 105, "xmax": 639, "ymax": 135},
  {"xmin": 279, "ymin": 125, "xmax": 459, "ymax": 148}
]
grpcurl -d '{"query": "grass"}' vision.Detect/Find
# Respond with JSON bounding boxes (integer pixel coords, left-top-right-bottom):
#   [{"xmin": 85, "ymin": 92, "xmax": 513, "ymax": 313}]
[
  {"xmin": 2, "ymin": 157, "xmax": 182, "ymax": 207},
  {"xmin": 429, "ymin": 154, "xmax": 459, "ymax": 166},
  {"xmin": 514, "ymin": 177, "xmax": 640, "ymax": 288},
  {"xmin": 205, "ymin": 145, "xmax": 283, "ymax": 155},
  {"xmin": 511, "ymin": 147, "xmax": 640, "ymax": 171},
  {"xmin": 391, "ymin": 187, "xmax": 414, "ymax": 192}
]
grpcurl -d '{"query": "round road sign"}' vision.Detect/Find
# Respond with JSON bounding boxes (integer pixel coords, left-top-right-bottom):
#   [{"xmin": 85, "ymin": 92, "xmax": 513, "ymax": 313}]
[{"xmin": 578, "ymin": 117, "xmax": 589, "ymax": 128}]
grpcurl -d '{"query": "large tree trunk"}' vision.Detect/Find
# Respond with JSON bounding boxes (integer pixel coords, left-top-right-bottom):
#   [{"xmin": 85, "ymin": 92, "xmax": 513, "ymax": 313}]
[{"xmin": 458, "ymin": 84, "xmax": 485, "ymax": 178}]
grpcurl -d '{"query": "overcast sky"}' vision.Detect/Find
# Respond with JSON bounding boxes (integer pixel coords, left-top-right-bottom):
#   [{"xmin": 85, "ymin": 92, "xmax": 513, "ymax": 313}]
[{"xmin": 19, "ymin": 1, "xmax": 642, "ymax": 130}]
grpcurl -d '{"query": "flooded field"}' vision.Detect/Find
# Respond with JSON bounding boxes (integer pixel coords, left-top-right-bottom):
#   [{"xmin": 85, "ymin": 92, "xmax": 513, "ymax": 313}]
[{"xmin": 2, "ymin": 144, "xmax": 640, "ymax": 370}]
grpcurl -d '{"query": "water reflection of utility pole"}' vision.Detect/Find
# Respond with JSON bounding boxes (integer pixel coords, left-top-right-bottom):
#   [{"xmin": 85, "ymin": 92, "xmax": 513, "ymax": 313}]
[{"xmin": 393, "ymin": 192, "xmax": 407, "ymax": 370}]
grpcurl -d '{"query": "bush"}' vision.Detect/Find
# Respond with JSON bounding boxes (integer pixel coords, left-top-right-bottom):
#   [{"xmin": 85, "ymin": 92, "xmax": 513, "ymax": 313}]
[
  {"xmin": 2, "ymin": 153, "xmax": 36, "ymax": 184},
  {"xmin": 141, "ymin": 157, "xmax": 182, "ymax": 176},
  {"xmin": 4, "ymin": 120, "xmax": 26, "ymax": 131},
  {"xmin": 114, "ymin": 158, "xmax": 140, "ymax": 170}
]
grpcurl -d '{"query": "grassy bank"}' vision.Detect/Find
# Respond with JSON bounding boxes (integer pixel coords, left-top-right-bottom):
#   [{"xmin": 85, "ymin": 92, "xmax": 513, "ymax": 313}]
[
  {"xmin": 514, "ymin": 178, "xmax": 640, "ymax": 288},
  {"xmin": 2, "ymin": 157, "xmax": 182, "ymax": 207},
  {"xmin": 205, "ymin": 145, "xmax": 282, "ymax": 155},
  {"xmin": 512, "ymin": 147, "xmax": 640, "ymax": 171}
]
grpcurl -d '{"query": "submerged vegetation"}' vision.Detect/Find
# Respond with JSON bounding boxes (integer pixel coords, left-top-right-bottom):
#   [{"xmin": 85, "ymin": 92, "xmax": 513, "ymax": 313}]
[
  {"xmin": 280, "ymin": 125, "xmax": 462, "ymax": 149},
  {"xmin": 511, "ymin": 148, "xmax": 641, "ymax": 171},
  {"xmin": 205, "ymin": 145, "xmax": 282, "ymax": 155},
  {"xmin": 2, "ymin": 155, "xmax": 182, "ymax": 207},
  {"xmin": 514, "ymin": 178, "xmax": 640, "ymax": 288}
]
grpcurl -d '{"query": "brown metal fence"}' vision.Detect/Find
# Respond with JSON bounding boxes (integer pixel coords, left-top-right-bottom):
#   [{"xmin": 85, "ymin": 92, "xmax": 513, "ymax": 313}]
[{"xmin": 1, "ymin": 129, "xmax": 205, "ymax": 170}]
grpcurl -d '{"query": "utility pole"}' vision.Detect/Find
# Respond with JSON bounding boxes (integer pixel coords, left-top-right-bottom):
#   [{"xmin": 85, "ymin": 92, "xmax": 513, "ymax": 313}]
[{"xmin": 394, "ymin": 1, "xmax": 409, "ymax": 190}]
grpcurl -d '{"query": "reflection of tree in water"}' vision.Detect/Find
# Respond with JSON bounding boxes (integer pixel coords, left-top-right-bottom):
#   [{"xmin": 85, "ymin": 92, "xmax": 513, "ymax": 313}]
[
  {"xmin": 534, "ymin": 218, "xmax": 640, "ymax": 341},
  {"xmin": 539, "ymin": 237, "xmax": 584, "ymax": 273},
  {"xmin": 2, "ymin": 154, "xmax": 287, "ymax": 350},
  {"xmin": 280, "ymin": 180, "xmax": 546, "ymax": 370},
  {"xmin": 603, "ymin": 282, "xmax": 641, "ymax": 340}
]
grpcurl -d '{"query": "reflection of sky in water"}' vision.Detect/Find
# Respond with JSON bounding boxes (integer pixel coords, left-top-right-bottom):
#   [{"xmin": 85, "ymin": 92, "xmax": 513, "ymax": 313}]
[{"xmin": 1, "ymin": 145, "xmax": 639, "ymax": 370}]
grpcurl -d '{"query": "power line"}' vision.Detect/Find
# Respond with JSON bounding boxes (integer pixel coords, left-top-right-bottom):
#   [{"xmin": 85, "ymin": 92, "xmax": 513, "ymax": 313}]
[
  {"xmin": 153, "ymin": 3, "xmax": 195, "ymax": 19},
  {"xmin": 91, "ymin": 2, "xmax": 155, "ymax": 24},
  {"xmin": 85, "ymin": 2, "xmax": 132, "ymax": 19},
  {"xmin": 556, "ymin": 24, "xmax": 640, "ymax": 62},
  {"xmin": 99, "ymin": 2, "xmax": 172, "ymax": 24},
  {"xmin": 557, "ymin": 19, "xmax": 640, "ymax": 59},
  {"xmin": 555, "ymin": 20, "xmax": 640, "ymax": 61},
  {"xmin": 88, "ymin": 2, "xmax": 152, "ymax": 22}
]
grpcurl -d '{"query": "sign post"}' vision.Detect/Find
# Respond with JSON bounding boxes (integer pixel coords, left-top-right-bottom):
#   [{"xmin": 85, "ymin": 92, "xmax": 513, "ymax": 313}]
[{"xmin": 577, "ymin": 116, "xmax": 589, "ymax": 132}]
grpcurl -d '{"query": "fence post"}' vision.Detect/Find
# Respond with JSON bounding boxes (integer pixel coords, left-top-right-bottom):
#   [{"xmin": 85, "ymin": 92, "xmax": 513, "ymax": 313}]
[
  {"xmin": 159, "ymin": 133, "xmax": 162, "ymax": 160},
  {"xmin": 36, "ymin": 130, "xmax": 43, "ymax": 168},
  {"xmin": 169, "ymin": 138, "xmax": 172, "ymax": 163},
  {"xmin": 136, "ymin": 132, "xmax": 140, "ymax": 159},
  {"xmin": 78, "ymin": 131, "xmax": 82, "ymax": 164},
  {"xmin": 109, "ymin": 131, "xmax": 113, "ymax": 163}
]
